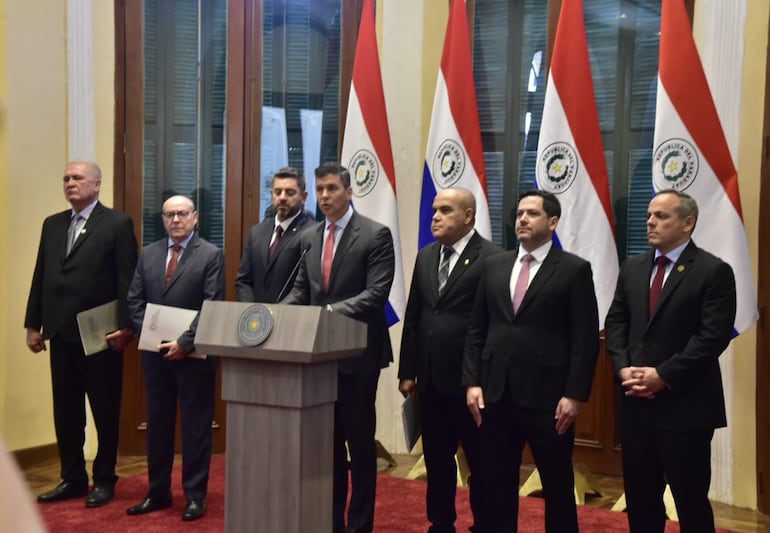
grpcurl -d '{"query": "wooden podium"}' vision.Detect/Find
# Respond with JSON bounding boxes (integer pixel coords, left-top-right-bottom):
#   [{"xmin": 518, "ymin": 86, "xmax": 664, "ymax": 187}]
[{"xmin": 195, "ymin": 301, "xmax": 366, "ymax": 533}]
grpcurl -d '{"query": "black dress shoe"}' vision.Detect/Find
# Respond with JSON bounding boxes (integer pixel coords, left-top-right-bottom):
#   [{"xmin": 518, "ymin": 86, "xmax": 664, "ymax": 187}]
[
  {"xmin": 182, "ymin": 499, "xmax": 206, "ymax": 521},
  {"xmin": 85, "ymin": 484, "xmax": 114, "ymax": 508},
  {"xmin": 37, "ymin": 481, "xmax": 88, "ymax": 503},
  {"xmin": 126, "ymin": 494, "xmax": 173, "ymax": 515}
]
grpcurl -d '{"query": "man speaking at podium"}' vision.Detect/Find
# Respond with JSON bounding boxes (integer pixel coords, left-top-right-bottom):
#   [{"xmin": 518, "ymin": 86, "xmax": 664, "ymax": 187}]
[{"xmin": 283, "ymin": 163, "xmax": 395, "ymax": 533}]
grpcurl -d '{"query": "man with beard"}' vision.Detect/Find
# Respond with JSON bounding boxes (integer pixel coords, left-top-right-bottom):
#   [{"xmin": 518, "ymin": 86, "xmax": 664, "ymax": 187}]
[
  {"xmin": 463, "ymin": 189, "xmax": 599, "ymax": 533},
  {"xmin": 236, "ymin": 167, "xmax": 313, "ymax": 303}
]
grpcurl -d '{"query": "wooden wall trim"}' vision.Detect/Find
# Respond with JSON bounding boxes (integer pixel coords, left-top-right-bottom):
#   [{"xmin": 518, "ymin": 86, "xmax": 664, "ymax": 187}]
[
  {"xmin": 339, "ymin": 0, "xmax": 361, "ymax": 155},
  {"xmin": 12, "ymin": 443, "xmax": 58, "ymax": 471},
  {"xmin": 227, "ymin": 0, "xmax": 250, "ymax": 301}
]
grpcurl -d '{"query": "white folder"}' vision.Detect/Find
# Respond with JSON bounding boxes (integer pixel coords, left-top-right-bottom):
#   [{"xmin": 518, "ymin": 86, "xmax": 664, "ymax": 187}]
[{"xmin": 138, "ymin": 303, "xmax": 206, "ymax": 359}]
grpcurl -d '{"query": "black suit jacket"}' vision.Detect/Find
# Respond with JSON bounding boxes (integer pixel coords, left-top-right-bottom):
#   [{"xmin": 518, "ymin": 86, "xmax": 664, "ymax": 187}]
[
  {"xmin": 463, "ymin": 246, "xmax": 599, "ymax": 409},
  {"xmin": 399, "ymin": 233, "xmax": 503, "ymax": 394},
  {"xmin": 25, "ymin": 202, "xmax": 138, "ymax": 342},
  {"xmin": 235, "ymin": 212, "xmax": 313, "ymax": 303},
  {"xmin": 605, "ymin": 241, "xmax": 736, "ymax": 430},
  {"xmin": 283, "ymin": 211, "xmax": 395, "ymax": 374},
  {"xmin": 127, "ymin": 233, "xmax": 225, "ymax": 367}
]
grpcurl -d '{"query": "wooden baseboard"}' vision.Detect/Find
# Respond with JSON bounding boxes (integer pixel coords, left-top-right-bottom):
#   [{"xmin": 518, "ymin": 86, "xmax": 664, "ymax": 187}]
[{"xmin": 12, "ymin": 443, "xmax": 58, "ymax": 470}]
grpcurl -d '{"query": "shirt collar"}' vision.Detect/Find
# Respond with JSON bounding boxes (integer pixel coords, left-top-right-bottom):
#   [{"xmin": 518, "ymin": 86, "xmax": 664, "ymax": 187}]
[
  {"xmin": 518, "ymin": 239, "xmax": 553, "ymax": 263},
  {"xmin": 326, "ymin": 205, "xmax": 353, "ymax": 231},
  {"xmin": 655, "ymin": 239, "xmax": 690, "ymax": 265},
  {"xmin": 275, "ymin": 210, "xmax": 302, "ymax": 232},
  {"xmin": 444, "ymin": 229, "xmax": 475, "ymax": 258},
  {"xmin": 167, "ymin": 231, "xmax": 195, "ymax": 250},
  {"xmin": 71, "ymin": 199, "xmax": 98, "ymax": 220}
]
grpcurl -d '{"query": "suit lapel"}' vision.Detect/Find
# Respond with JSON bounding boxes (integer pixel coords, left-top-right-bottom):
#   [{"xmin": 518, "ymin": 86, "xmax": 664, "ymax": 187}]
[
  {"xmin": 516, "ymin": 246, "xmax": 560, "ymax": 317},
  {"xmin": 164, "ymin": 235, "xmax": 199, "ymax": 293},
  {"xmin": 650, "ymin": 242, "xmax": 697, "ymax": 319},
  {"xmin": 260, "ymin": 221, "xmax": 279, "ymax": 272},
  {"xmin": 427, "ymin": 243, "xmax": 441, "ymax": 301},
  {"xmin": 54, "ymin": 211, "xmax": 71, "ymax": 261},
  {"xmin": 438, "ymin": 233, "xmax": 482, "ymax": 302},
  {"xmin": 309, "ymin": 222, "xmax": 325, "ymax": 289},
  {"xmin": 495, "ymin": 251, "xmax": 518, "ymax": 322},
  {"xmin": 65, "ymin": 203, "xmax": 102, "ymax": 259},
  {"xmin": 267, "ymin": 214, "xmax": 306, "ymax": 271},
  {"xmin": 328, "ymin": 213, "xmax": 360, "ymax": 290}
]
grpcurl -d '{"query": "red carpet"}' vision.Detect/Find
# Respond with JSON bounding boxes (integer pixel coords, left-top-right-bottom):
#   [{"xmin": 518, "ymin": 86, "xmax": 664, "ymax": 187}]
[{"xmin": 39, "ymin": 454, "xmax": 737, "ymax": 532}]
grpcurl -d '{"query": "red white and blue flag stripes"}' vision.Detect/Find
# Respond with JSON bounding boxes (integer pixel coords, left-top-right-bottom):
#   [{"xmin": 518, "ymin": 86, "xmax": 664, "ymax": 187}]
[
  {"xmin": 653, "ymin": 0, "xmax": 757, "ymax": 334},
  {"xmin": 419, "ymin": 0, "xmax": 491, "ymax": 249},
  {"xmin": 535, "ymin": 0, "xmax": 619, "ymax": 329},
  {"xmin": 342, "ymin": 0, "xmax": 405, "ymax": 326}
]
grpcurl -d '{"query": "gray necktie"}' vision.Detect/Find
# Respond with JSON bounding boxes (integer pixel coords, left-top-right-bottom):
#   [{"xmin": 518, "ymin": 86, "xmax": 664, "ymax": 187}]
[
  {"xmin": 438, "ymin": 246, "xmax": 454, "ymax": 293},
  {"xmin": 67, "ymin": 215, "xmax": 85, "ymax": 255}
]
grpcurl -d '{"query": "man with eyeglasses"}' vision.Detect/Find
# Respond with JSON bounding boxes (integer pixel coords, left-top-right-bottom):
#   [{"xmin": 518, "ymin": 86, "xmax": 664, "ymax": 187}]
[
  {"xmin": 126, "ymin": 195, "xmax": 225, "ymax": 522},
  {"xmin": 236, "ymin": 166, "xmax": 313, "ymax": 303},
  {"xmin": 25, "ymin": 160, "xmax": 138, "ymax": 508}
]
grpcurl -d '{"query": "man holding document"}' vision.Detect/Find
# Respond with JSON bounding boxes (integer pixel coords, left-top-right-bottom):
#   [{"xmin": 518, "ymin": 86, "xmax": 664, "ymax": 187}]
[
  {"xmin": 126, "ymin": 195, "xmax": 224, "ymax": 522},
  {"xmin": 25, "ymin": 160, "xmax": 137, "ymax": 508},
  {"xmin": 398, "ymin": 188, "xmax": 501, "ymax": 532}
]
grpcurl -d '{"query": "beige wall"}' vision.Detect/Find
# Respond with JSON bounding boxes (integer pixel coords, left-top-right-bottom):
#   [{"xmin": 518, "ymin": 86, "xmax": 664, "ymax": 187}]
[
  {"xmin": 1, "ymin": 0, "xmax": 68, "ymax": 450},
  {"xmin": 0, "ymin": 0, "xmax": 115, "ymax": 450},
  {"xmin": 731, "ymin": 0, "xmax": 768, "ymax": 507}
]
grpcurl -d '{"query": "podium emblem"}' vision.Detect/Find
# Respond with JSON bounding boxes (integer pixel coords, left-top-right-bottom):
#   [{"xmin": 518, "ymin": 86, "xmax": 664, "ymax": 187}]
[{"xmin": 237, "ymin": 304, "xmax": 274, "ymax": 346}]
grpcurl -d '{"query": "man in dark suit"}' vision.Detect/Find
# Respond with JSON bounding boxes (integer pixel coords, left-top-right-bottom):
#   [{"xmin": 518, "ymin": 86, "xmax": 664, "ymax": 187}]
[
  {"xmin": 25, "ymin": 160, "xmax": 138, "ymax": 508},
  {"xmin": 399, "ymin": 188, "xmax": 502, "ymax": 532},
  {"xmin": 463, "ymin": 190, "xmax": 599, "ymax": 533},
  {"xmin": 283, "ymin": 162, "xmax": 395, "ymax": 533},
  {"xmin": 605, "ymin": 190, "xmax": 736, "ymax": 533},
  {"xmin": 125, "ymin": 195, "xmax": 225, "ymax": 522},
  {"xmin": 236, "ymin": 166, "xmax": 313, "ymax": 303}
]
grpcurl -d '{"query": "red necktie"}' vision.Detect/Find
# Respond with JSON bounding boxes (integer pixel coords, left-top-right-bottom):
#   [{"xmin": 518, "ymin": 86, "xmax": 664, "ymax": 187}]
[
  {"xmin": 649, "ymin": 255, "xmax": 669, "ymax": 316},
  {"xmin": 165, "ymin": 244, "xmax": 181, "ymax": 286},
  {"xmin": 512, "ymin": 254, "xmax": 534, "ymax": 313},
  {"xmin": 269, "ymin": 226, "xmax": 284, "ymax": 257},
  {"xmin": 322, "ymin": 224, "xmax": 337, "ymax": 292}
]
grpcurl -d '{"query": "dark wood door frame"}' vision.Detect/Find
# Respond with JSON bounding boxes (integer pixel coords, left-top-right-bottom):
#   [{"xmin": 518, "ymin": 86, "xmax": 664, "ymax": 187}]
[
  {"xmin": 113, "ymin": 0, "xmax": 252, "ymax": 455},
  {"xmin": 114, "ymin": 0, "xmax": 361, "ymax": 455}
]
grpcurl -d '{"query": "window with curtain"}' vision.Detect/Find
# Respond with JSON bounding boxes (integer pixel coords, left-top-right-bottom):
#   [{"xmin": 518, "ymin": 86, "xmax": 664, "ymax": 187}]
[
  {"xmin": 473, "ymin": 0, "xmax": 660, "ymax": 258},
  {"xmin": 142, "ymin": 0, "xmax": 227, "ymax": 247},
  {"xmin": 261, "ymin": 0, "xmax": 342, "ymax": 220}
]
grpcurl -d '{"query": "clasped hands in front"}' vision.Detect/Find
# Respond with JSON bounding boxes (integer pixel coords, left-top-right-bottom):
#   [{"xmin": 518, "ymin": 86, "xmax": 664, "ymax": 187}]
[{"xmin": 619, "ymin": 366, "xmax": 667, "ymax": 399}]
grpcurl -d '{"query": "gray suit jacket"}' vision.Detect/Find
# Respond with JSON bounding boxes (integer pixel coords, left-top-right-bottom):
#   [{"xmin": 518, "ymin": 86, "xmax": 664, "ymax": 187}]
[
  {"xmin": 127, "ymin": 233, "xmax": 225, "ymax": 364},
  {"xmin": 283, "ymin": 211, "xmax": 395, "ymax": 374}
]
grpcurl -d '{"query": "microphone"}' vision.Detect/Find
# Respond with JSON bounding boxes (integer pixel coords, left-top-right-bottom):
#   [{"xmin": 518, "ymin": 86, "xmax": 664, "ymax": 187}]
[{"xmin": 276, "ymin": 242, "xmax": 311, "ymax": 302}]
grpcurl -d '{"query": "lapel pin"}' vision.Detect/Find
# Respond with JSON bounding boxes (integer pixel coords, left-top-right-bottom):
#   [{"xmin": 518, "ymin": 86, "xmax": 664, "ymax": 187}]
[
  {"xmin": 464, "ymin": 258, "xmax": 470, "ymax": 265},
  {"xmin": 677, "ymin": 265, "xmax": 685, "ymax": 272}
]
